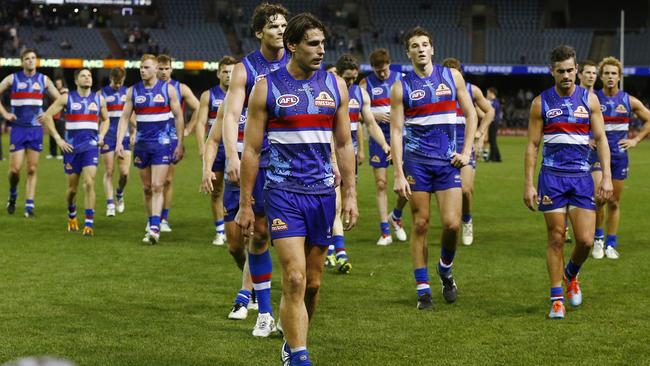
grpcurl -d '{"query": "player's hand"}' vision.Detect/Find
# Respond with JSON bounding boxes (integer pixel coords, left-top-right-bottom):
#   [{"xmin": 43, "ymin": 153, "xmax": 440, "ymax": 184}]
[
  {"xmin": 474, "ymin": 137, "xmax": 484, "ymax": 157},
  {"xmin": 597, "ymin": 175, "xmax": 614, "ymax": 202},
  {"xmin": 394, "ymin": 175, "xmax": 412, "ymax": 200},
  {"xmin": 235, "ymin": 204, "xmax": 255, "ymax": 238},
  {"xmin": 98, "ymin": 136, "xmax": 105, "ymax": 147},
  {"xmin": 115, "ymin": 144, "xmax": 125, "ymax": 158},
  {"xmin": 451, "ymin": 152, "xmax": 470, "ymax": 168},
  {"xmin": 332, "ymin": 162, "xmax": 341, "ymax": 187},
  {"xmin": 56, "ymin": 137, "xmax": 74, "ymax": 153},
  {"xmin": 618, "ymin": 138, "xmax": 637, "ymax": 151},
  {"xmin": 341, "ymin": 189, "xmax": 358, "ymax": 231},
  {"xmin": 374, "ymin": 112, "xmax": 390, "ymax": 123},
  {"xmin": 3, "ymin": 112, "xmax": 17, "ymax": 122},
  {"xmin": 129, "ymin": 135, "xmax": 136, "ymax": 148},
  {"xmin": 588, "ymin": 138, "xmax": 596, "ymax": 150},
  {"xmin": 173, "ymin": 144, "xmax": 184, "ymax": 162},
  {"xmin": 200, "ymin": 170, "xmax": 216, "ymax": 194},
  {"xmin": 382, "ymin": 144, "xmax": 392, "ymax": 161},
  {"xmin": 523, "ymin": 185, "xmax": 538, "ymax": 211},
  {"xmin": 357, "ymin": 151, "xmax": 365, "ymax": 165},
  {"xmin": 226, "ymin": 156, "xmax": 241, "ymax": 186}
]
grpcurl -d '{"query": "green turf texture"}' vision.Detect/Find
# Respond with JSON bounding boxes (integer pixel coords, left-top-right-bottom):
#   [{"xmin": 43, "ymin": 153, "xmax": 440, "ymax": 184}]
[{"xmin": 1, "ymin": 136, "xmax": 649, "ymax": 365}]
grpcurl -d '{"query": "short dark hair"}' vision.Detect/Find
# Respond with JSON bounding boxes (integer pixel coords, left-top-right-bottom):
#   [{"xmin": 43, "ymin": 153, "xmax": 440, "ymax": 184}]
[
  {"xmin": 74, "ymin": 67, "xmax": 92, "ymax": 80},
  {"xmin": 441, "ymin": 57, "xmax": 462, "ymax": 72},
  {"xmin": 487, "ymin": 87, "xmax": 498, "ymax": 96},
  {"xmin": 109, "ymin": 67, "xmax": 126, "ymax": 82},
  {"xmin": 251, "ymin": 2, "xmax": 289, "ymax": 34},
  {"xmin": 403, "ymin": 26, "xmax": 434, "ymax": 51},
  {"xmin": 20, "ymin": 48, "xmax": 37, "ymax": 60},
  {"xmin": 218, "ymin": 55, "xmax": 238, "ymax": 70},
  {"xmin": 578, "ymin": 59, "xmax": 597, "ymax": 74},
  {"xmin": 157, "ymin": 54, "xmax": 172, "ymax": 65},
  {"xmin": 369, "ymin": 48, "xmax": 390, "ymax": 67},
  {"xmin": 323, "ymin": 63, "xmax": 336, "ymax": 72},
  {"xmin": 335, "ymin": 54, "xmax": 359, "ymax": 75},
  {"xmin": 283, "ymin": 13, "xmax": 328, "ymax": 51},
  {"xmin": 549, "ymin": 45, "xmax": 576, "ymax": 66}
]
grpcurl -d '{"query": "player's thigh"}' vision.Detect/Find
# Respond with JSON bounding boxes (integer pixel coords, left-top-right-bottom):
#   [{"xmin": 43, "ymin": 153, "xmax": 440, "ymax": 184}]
[
  {"xmin": 25, "ymin": 149, "xmax": 40, "ymax": 170},
  {"xmin": 166, "ymin": 161, "xmax": 176, "ymax": 181},
  {"xmin": 82, "ymin": 165, "xmax": 98, "ymax": 183},
  {"xmin": 305, "ymin": 244, "xmax": 328, "ymax": 286},
  {"xmin": 211, "ymin": 171, "xmax": 225, "ymax": 200},
  {"xmin": 118, "ymin": 151, "xmax": 132, "ymax": 175},
  {"xmin": 612, "ymin": 179, "xmax": 625, "ymax": 202},
  {"xmin": 409, "ymin": 191, "xmax": 431, "ymax": 221},
  {"xmin": 9, "ymin": 149, "xmax": 25, "ymax": 172},
  {"xmin": 67, "ymin": 172, "xmax": 81, "ymax": 189},
  {"xmin": 273, "ymin": 237, "xmax": 307, "ymax": 275},
  {"xmin": 568, "ymin": 207, "xmax": 595, "ymax": 243},
  {"xmin": 435, "ymin": 187, "xmax": 462, "ymax": 227},
  {"xmin": 138, "ymin": 166, "xmax": 153, "ymax": 187},
  {"xmin": 102, "ymin": 151, "xmax": 115, "ymax": 172},
  {"xmin": 372, "ymin": 167, "xmax": 387, "ymax": 185},
  {"xmin": 543, "ymin": 211, "xmax": 568, "ymax": 242},
  {"xmin": 460, "ymin": 165, "xmax": 475, "ymax": 192},
  {"xmin": 151, "ymin": 164, "xmax": 170, "ymax": 187}
]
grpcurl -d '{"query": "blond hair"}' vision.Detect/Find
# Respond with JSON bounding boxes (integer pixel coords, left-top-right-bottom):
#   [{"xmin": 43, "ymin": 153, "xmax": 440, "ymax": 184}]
[
  {"xmin": 140, "ymin": 54, "xmax": 157, "ymax": 63},
  {"xmin": 598, "ymin": 56, "xmax": 622, "ymax": 77}
]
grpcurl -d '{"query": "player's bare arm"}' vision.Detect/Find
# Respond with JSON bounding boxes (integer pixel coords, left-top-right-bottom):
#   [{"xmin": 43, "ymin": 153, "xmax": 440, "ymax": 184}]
[
  {"xmin": 360, "ymin": 87, "xmax": 390, "ymax": 157},
  {"xmin": 333, "ymin": 76, "xmax": 358, "ymax": 230},
  {"xmin": 589, "ymin": 92, "xmax": 613, "ymax": 202},
  {"xmin": 524, "ymin": 96, "xmax": 542, "ymax": 211},
  {"xmin": 195, "ymin": 90, "xmax": 210, "ymax": 156},
  {"xmin": 222, "ymin": 63, "xmax": 248, "ymax": 185},
  {"xmin": 390, "ymin": 79, "xmax": 410, "ymax": 200},
  {"xmin": 0, "ymin": 75, "xmax": 17, "ymax": 120},
  {"xmin": 115, "ymin": 87, "xmax": 134, "ymax": 158},
  {"xmin": 168, "ymin": 84, "xmax": 185, "ymax": 161},
  {"xmin": 619, "ymin": 96, "xmax": 650, "ymax": 149},
  {"xmin": 39, "ymin": 93, "xmax": 72, "ymax": 153},
  {"xmin": 452, "ymin": 68, "xmax": 476, "ymax": 167}
]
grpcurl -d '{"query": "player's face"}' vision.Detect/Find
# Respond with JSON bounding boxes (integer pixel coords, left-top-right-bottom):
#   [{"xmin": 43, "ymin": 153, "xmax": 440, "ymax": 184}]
[
  {"xmin": 551, "ymin": 58, "xmax": 577, "ymax": 91},
  {"xmin": 372, "ymin": 63, "xmax": 390, "ymax": 81},
  {"xmin": 259, "ymin": 14, "xmax": 287, "ymax": 50},
  {"xmin": 140, "ymin": 59, "xmax": 157, "ymax": 81},
  {"xmin": 406, "ymin": 35, "xmax": 433, "ymax": 67},
  {"xmin": 111, "ymin": 77, "xmax": 125, "ymax": 89},
  {"xmin": 578, "ymin": 65, "xmax": 597, "ymax": 88},
  {"xmin": 340, "ymin": 69, "xmax": 358, "ymax": 88},
  {"xmin": 75, "ymin": 70, "xmax": 93, "ymax": 89},
  {"xmin": 157, "ymin": 63, "xmax": 172, "ymax": 81},
  {"xmin": 22, "ymin": 52, "xmax": 37, "ymax": 72},
  {"xmin": 289, "ymin": 28, "xmax": 325, "ymax": 72},
  {"xmin": 600, "ymin": 65, "xmax": 620, "ymax": 89},
  {"xmin": 218, "ymin": 64, "xmax": 235, "ymax": 87}
]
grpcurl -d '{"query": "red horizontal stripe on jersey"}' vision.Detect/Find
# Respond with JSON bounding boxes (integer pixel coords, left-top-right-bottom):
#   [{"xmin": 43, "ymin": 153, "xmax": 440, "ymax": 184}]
[
  {"xmin": 371, "ymin": 97, "xmax": 390, "ymax": 107},
  {"xmin": 349, "ymin": 112, "xmax": 360, "ymax": 121},
  {"xmin": 11, "ymin": 92, "xmax": 43, "ymax": 99},
  {"xmin": 107, "ymin": 104, "xmax": 124, "ymax": 111},
  {"xmin": 604, "ymin": 116, "xmax": 630, "ymax": 124},
  {"xmin": 251, "ymin": 273, "xmax": 272, "ymax": 282},
  {"xmin": 456, "ymin": 107, "xmax": 464, "ymax": 117},
  {"xmin": 135, "ymin": 106, "xmax": 171, "ymax": 114},
  {"xmin": 238, "ymin": 131, "xmax": 244, "ymax": 141},
  {"xmin": 543, "ymin": 122, "xmax": 589, "ymax": 134},
  {"xmin": 405, "ymin": 100, "xmax": 457, "ymax": 118},
  {"xmin": 208, "ymin": 111, "xmax": 217, "ymax": 118},
  {"xmin": 268, "ymin": 114, "xmax": 334, "ymax": 129},
  {"xmin": 65, "ymin": 114, "xmax": 99, "ymax": 122}
]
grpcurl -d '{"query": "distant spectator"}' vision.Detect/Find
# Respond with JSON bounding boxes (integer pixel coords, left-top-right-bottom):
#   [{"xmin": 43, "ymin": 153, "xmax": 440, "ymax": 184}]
[{"xmin": 59, "ymin": 39, "xmax": 72, "ymax": 50}]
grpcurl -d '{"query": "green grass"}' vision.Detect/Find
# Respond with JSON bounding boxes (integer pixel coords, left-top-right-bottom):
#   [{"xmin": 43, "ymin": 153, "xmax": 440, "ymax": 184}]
[{"xmin": 1, "ymin": 135, "xmax": 649, "ymax": 365}]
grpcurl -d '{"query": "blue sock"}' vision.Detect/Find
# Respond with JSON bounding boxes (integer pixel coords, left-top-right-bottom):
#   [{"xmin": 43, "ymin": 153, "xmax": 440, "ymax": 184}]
[
  {"xmin": 150, "ymin": 215, "xmax": 161, "ymax": 232},
  {"xmin": 25, "ymin": 199, "xmax": 34, "ymax": 212},
  {"xmin": 380, "ymin": 222, "xmax": 390, "ymax": 235},
  {"xmin": 413, "ymin": 267, "xmax": 431, "ymax": 297},
  {"xmin": 116, "ymin": 188, "xmax": 124, "ymax": 199},
  {"xmin": 290, "ymin": 348, "xmax": 310, "ymax": 366},
  {"xmin": 391, "ymin": 208, "xmax": 403, "ymax": 220},
  {"xmin": 550, "ymin": 286, "xmax": 564, "ymax": 303},
  {"xmin": 9, "ymin": 187, "xmax": 17, "ymax": 200},
  {"xmin": 249, "ymin": 250, "xmax": 273, "ymax": 315},
  {"xmin": 462, "ymin": 214, "xmax": 472, "ymax": 223},
  {"xmin": 68, "ymin": 205, "xmax": 77, "ymax": 219},
  {"xmin": 107, "ymin": 199, "xmax": 114, "ymax": 206},
  {"xmin": 595, "ymin": 227, "xmax": 604, "ymax": 239},
  {"xmin": 84, "ymin": 208, "xmax": 94, "ymax": 228},
  {"xmin": 234, "ymin": 289, "xmax": 251, "ymax": 307},
  {"xmin": 438, "ymin": 247, "xmax": 456, "ymax": 275},
  {"xmin": 215, "ymin": 219, "xmax": 225, "ymax": 234},
  {"xmin": 333, "ymin": 235, "xmax": 347, "ymax": 260},
  {"xmin": 606, "ymin": 234, "xmax": 617, "ymax": 248},
  {"xmin": 564, "ymin": 259, "xmax": 582, "ymax": 281},
  {"xmin": 327, "ymin": 244, "xmax": 334, "ymax": 256},
  {"xmin": 161, "ymin": 208, "xmax": 169, "ymax": 221}
]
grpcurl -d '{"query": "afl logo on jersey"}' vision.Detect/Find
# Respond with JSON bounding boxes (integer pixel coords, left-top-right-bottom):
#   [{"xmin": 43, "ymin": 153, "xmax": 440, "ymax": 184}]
[
  {"xmin": 573, "ymin": 106, "xmax": 589, "ymax": 118},
  {"xmin": 435, "ymin": 83, "xmax": 452, "ymax": 96},
  {"xmin": 17, "ymin": 82, "xmax": 28, "ymax": 90},
  {"xmin": 277, "ymin": 94, "xmax": 299, "ymax": 108},
  {"xmin": 314, "ymin": 92, "xmax": 336, "ymax": 108},
  {"xmin": 135, "ymin": 96, "xmax": 146, "ymax": 104},
  {"xmin": 410, "ymin": 89, "xmax": 426, "ymax": 101},
  {"xmin": 546, "ymin": 108, "xmax": 562, "ymax": 119},
  {"xmin": 600, "ymin": 104, "xmax": 607, "ymax": 112},
  {"xmin": 153, "ymin": 94, "xmax": 165, "ymax": 103},
  {"xmin": 71, "ymin": 102, "xmax": 82, "ymax": 111},
  {"xmin": 615, "ymin": 104, "xmax": 628, "ymax": 114},
  {"xmin": 349, "ymin": 98, "xmax": 360, "ymax": 108},
  {"xmin": 372, "ymin": 87, "xmax": 383, "ymax": 96},
  {"xmin": 106, "ymin": 95, "xmax": 116, "ymax": 103}
]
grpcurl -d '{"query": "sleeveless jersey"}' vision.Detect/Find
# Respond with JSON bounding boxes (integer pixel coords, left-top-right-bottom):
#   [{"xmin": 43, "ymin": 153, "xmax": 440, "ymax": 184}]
[
  {"xmin": 101, "ymin": 85, "xmax": 128, "ymax": 139},
  {"xmin": 364, "ymin": 70, "xmax": 401, "ymax": 138},
  {"xmin": 401, "ymin": 65, "xmax": 458, "ymax": 165},
  {"xmin": 596, "ymin": 89, "xmax": 631, "ymax": 160},
  {"xmin": 348, "ymin": 84, "xmax": 364, "ymax": 154},
  {"xmin": 10, "ymin": 71, "xmax": 46, "ymax": 127},
  {"xmin": 64, "ymin": 90, "xmax": 100, "ymax": 152},
  {"xmin": 540, "ymin": 85, "xmax": 592, "ymax": 175},
  {"xmin": 242, "ymin": 49, "xmax": 289, "ymax": 167},
  {"xmin": 132, "ymin": 79, "xmax": 172, "ymax": 145},
  {"xmin": 167, "ymin": 79, "xmax": 183, "ymax": 143},
  {"xmin": 455, "ymin": 82, "xmax": 474, "ymax": 153},
  {"xmin": 265, "ymin": 68, "xmax": 340, "ymax": 194}
]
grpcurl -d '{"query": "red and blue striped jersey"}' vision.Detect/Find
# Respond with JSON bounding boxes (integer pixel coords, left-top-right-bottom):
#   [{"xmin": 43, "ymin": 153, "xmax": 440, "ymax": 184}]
[
  {"xmin": 101, "ymin": 85, "xmax": 128, "ymax": 139},
  {"xmin": 132, "ymin": 79, "xmax": 172, "ymax": 145},
  {"xmin": 401, "ymin": 65, "xmax": 458, "ymax": 165},
  {"xmin": 596, "ymin": 89, "xmax": 631, "ymax": 160},
  {"xmin": 348, "ymin": 84, "xmax": 364, "ymax": 154},
  {"xmin": 264, "ymin": 68, "xmax": 340, "ymax": 194},
  {"xmin": 364, "ymin": 70, "xmax": 401, "ymax": 139},
  {"xmin": 455, "ymin": 81, "xmax": 474, "ymax": 153},
  {"xmin": 540, "ymin": 85, "xmax": 591, "ymax": 175},
  {"xmin": 167, "ymin": 79, "xmax": 184, "ymax": 143},
  {"xmin": 10, "ymin": 71, "xmax": 46, "ymax": 127},
  {"xmin": 64, "ymin": 90, "xmax": 100, "ymax": 152}
]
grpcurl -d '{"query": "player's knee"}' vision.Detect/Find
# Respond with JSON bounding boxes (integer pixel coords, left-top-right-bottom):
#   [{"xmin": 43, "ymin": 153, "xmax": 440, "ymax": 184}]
[
  {"xmin": 26, "ymin": 165, "xmax": 37, "ymax": 176},
  {"xmin": 375, "ymin": 178, "xmax": 387, "ymax": 192},
  {"xmin": 284, "ymin": 270, "xmax": 306, "ymax": 295},
  {"xmin": 576, "ymin": 237, "xmax": 593, "ymax": 249},
  {"xmin": 8, "ymin": 166, "xmax": 20, "ymax": 175},
  {"xmin": 607, "ymin": 198, "xmax": 620, "ymax": 211},
  {"xmin": 104, "ymin": 168, "xmax": 114, "ymax": 178},
  {"xmin": 548, "ymin": 228, "xmax": 565, "ymax": 249},
  {"xmin": 82, "ymin": 179, "xmax": 94, "ymax": 192},
  {"xmin": 142, "ymin": 185, "xmax": 152, "ymax": 197},
  {"xmin": 461, "ymin": 184, "xmax": 473, "ymax": 197},
  {"xmin": 442, "ymin": 220, "xmax": 460, "ymax": 233},
  {"xmin": 413, "ymin": 217, "xmax": 430, "ymax": 236},
  {"xmin": 151, "ymin": 182, "xmax": 164, "ymax": 194}
]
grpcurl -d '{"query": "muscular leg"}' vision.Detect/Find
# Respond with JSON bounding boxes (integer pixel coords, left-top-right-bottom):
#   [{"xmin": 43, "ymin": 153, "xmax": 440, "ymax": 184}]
[
  {"xmin": 568, "ymin": 207, "xmax": 595, "ymax": 268},
  {"xmin": 605, "ymin": 180, "xmax": 625, "ymax": 240},
  {"xmin": 7, "ymin": 149, "xmax": 24, "ymax": 209},
  {"xmin": 150, "ymin": 164, "xmax": 169, "ymax": 220},
  {"xmin": 373, "ymin": 167, "xmax": 389, "ymax": 224},
  {"xmin": 409, "ymin": 191, "xmax": 432, "ymax": 270},
  {"xmin": 592, "ymin": 170, "xmax": 605, "ymax": 232},
  {"xmin": 24, "ymin": 149, "xmax": 40, "ymax": 202},
  {"xmin": 66, "ymin": 173, "xmax": 80, "ymax": 208},
  {"xmin": 117, "ymin": 151, "xmax": 131, "ymax": 193},
  {"xmin": 139, "ymin": 167, "xmax": 153, "ymax": 217},
  {"xmin": 102, "ymin": 152, "xmax": 115, "ymax": 202},
  {"xmin": 276, "ymin": 236, "xmax": 309, "ymax": 350},
  {"xmin": 460, "ymin": 165, "xmax": 475, "ymax": 219},
  {"xmin": 544, "ymin": 211, "xmax": 568, "ymax": 288},
  {"xmin": 82, "ymin": 165, "xmax": 97, "ymax": 212},
  {"xmin": 304, "ymin": 244, "xmax": 328, "ymax": 320},
  {"xmin": 162, "ymin": 163, "xmax": 176, "ymax": 222},
  {"xmin": 226, "ymin": 221, "xmax": 246, "ymax": 269},
  {"xmin": 210, "ymin": 171, "xmax": 224, "ymax": 222}
]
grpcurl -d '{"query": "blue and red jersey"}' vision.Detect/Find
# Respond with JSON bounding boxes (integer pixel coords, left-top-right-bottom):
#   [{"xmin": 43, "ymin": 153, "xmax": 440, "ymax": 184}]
[
  {"xmin": 540, "ymin": 85, "xmax": 592, "ymax": 175},
  {"xmin": 64, "ymin": 90, "xmax": 100, "ymax": 152},
  {"xmin": 364, "ymin": 70, "xmax": 401, "ymax": 140},
  {"xmin": 166, "ymin": 79, "xmax": 184, "ymax": 143},
  {"xmin": 401, "ymin": 65, "xmax": 458, "ymax": 165},
  {"xmin": 265, "ymin": 68, "xmax": 340, "ymax": 194},
  {"xmin": 348, "ymin": 84, "xmax": 364, "ymax": 154},
  {"xmin": 10, "ymin": 71, "xmax": 46, "ymax": 127},
  {"xmin": 455, "ymin": 81, "xmax": 474, "ymax": 153},
  {"xmin": 101, "ymin": 85, "xmax": 128, "ymax": 140},
  {"xmin": 132, "ymin": 79, "xmax": 172, "ymax": 145},
  {"xmin": 596, "ymin": 89, "xmax": 631, "ymax": 160}
]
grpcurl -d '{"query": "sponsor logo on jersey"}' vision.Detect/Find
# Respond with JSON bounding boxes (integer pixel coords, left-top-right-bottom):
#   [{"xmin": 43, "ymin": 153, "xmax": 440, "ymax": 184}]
[
  {"xmin": 573, "ymin": 106, "xmax": 589, "ymax": 118},
  {"xmin": 406, "ymin": 175, "xmax": 416, "ymax": 185},
  {"xmin": 435, "ymin": 83, "xmax": 452, "ymax": 96},
  {"xmin": 88, "ymin": 102, "xmax": 98, "ymax": 111},
  {"xmin": 153, "ymin": 94, "xmax": 165, "ymax": 103},
  {"xmin": 541, "ymin": 195, "xmax": 553, "ymax": 205},
  {"xmin": 32, "ymin": 83, "xmax": 41, "ymax": 91},
  {"xmin": 277, "ymin": 94, "xmax": 299, "ymax": 108},
  {"xmin": 349, "ymin": 98, "xmax": 360, "ymax": 108},
  {"xmin": 71, "ymin": 102, "xmax": 82, "ymax": 111},
  {"xmin": 372, "ymin": 87, "xmax": 383, "ymax": 96},
  {"xmin": 17, "ymin": 82, "xmax": 28, "ymax": 89},
  {"xmin": 615, "ymin": 104, "xmax": 628, "ymax": 114},
  {"xmin": 271, "ymin": 218, "xmax": 288, "ymax": 232},
  {"xmin": 314, "ymin": 92, "xmax": 335, "ymax": 108},
  {"xmin": 546, "ymin": 108, "xmax": 563, "ymax": 119},
  {"xmin": 371, "ymin": 155, "xmax": 380, "ymax": 163},
  {"xmin": 135, "ymin": 96, "xmax": 146, "ymax": 104},
  {"xmin": 410, "ymin": 89, "xmax": 426, "ymax": 101},
  {"xmin": 212, "ymin": 99, "xmax": 222, "ymax": 108},
  {"xmin": 106, "ymin": 95, "xmax": 116, "ymax": 103}
]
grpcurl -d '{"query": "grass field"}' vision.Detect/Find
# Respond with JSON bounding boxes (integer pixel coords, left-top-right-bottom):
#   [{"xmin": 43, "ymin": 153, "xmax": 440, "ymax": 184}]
[{"xmin": 1, "ymin": 135, "xmax": 649, "ymax": 366}]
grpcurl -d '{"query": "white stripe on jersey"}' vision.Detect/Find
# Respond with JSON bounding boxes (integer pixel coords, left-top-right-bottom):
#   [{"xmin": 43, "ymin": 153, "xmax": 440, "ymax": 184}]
[
  {"xmin": 543, "ymin": 134, "xmax": 589, "ymax": 145},
  {"xmin": 135, "ymin": 112, "xmax": 173, "ymax": 122},
  {"xmin": 66, "ymin": 122, "xmax": 98, "ymax": 130},
  {"xmin": 350, "ymin": 121, "xmax": 359, "ymax": 131},
  {"xmin": 604, "ymin": 124, "xmax": 629, "ymax": 132},
  {"xmin": 107, "ymin": 111, "xmax": 122, "ymax": 118},
  {"xmin": 370, "ymin": 105, "xmax": 390, "ymax": 114},
  {"xmin": 11, "ymin": 99, "xmax": 43, "ymax": 106},
  {"xmin": 268, "ymin": 130, "xmax": 333, "ymax": 145},
  {"xmin": 405, "ymin": 113, "xmax": 457, "ymax": 126}
]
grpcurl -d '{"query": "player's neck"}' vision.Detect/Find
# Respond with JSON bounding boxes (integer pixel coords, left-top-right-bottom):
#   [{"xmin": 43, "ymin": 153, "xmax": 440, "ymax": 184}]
[
  {"xmin": 110, "ymin": 83, "xmax": 119, "ymax": 90},
  {"xmin": 143, "ymin": 77, "xmax": 158, "ymax": 88},
  {"xmin": 76, "ymin": 87, "xmax": 91, "ymax": 97},
  {"xmin": 286, "ymin": 59, "xmax": 316, "ymax": 80},
  {"xmin": 603, "ymin": 86, "xmax": 619, "ymax": 96},
  {"xmin": 554, "ymin": 84, "xmax": 575, "ymax": 97},
  {"xmin": 259, "ymin": 44, "xmax": 284, "ymax": 61},
  {"xmin": 220, "ymin": 82, "xmax": 229, "ymax": 92},
  {"xmin": 412, "ymin": 62, "xmax": 433, "ymax": 78},
  {"xmin": 22, "ymin": 68, "xmax": 36, "ymax": 77}
]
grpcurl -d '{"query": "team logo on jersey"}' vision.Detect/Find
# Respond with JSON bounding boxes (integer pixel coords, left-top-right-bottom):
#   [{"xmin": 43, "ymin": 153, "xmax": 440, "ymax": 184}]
[
  {"xmin": 593, "ymin": 161, "xmax": 601, "ymax": 168},
  {"xmin": 65, "ymin": 163, "xmax": 73, "ymax": 170},
  {"xmin": 17, "ymin": 82, "xmax": 28, "ymax": 89},
  {"xmin": 314, "ymin": 92, "xmax": 335, "ymax": 108},
  {"xmin": 349, "ymin": 98, "xmax": 360, "ymax": 108},
  {"xmin": 600, "ymin": 104, "xmax": 607, "ymax": 112},
  {"xmin": 615, "ymin": 104, "xmax": 628, "ymax": 114},
  {"xmin": 135, "ymin": 96, "xmax": 146, "ymax": 104},
  {"xmin": 71, "ymin": 102, "xmax": 82, "ymax": 111},
  {"xmin": 372, "ymin": 87, "xmax": 383, "ymax": 96},
  {"xmin": 541, "ymin": 195, "xmax": 553, "ymax": 205},
  {"xmin": 573, "ymin": 106, "xmax": 589, "ymax": 118},
  {"xmin": 9, "ymin": 144, "xmax": 15, "ymax": 150},
  {"xmin": 212, "ymin": 99, "xmax": 223, "ymax": 108},
  {"xmin": 106, "ymin": 95, "xmax": 116, "ymax": 103},
  {"xmin": 435, "ymin": 83, "xmax": 452, "ymax": 97},
  {"xmin": 410, "ymin": 89, "xmax": 426, "ymax": 101},
  {"xmin": 32, "ymin": 83, "xmax": 41, "ymax": 91},
  {"xmin": 271, "ymin": 218, "xmax": 288, "ymax": 232},
  {"xmin": 134, "ymin": 156, "xmax": 142, "ymax": 164},
  {"xmin": 88, "ymin": 102, "xmax": 98, "ymax": 111},
  {"xmin": 102, "ymin": 144, "xmax": 109, "ymax": 150},
  {"xmin": 371, "ymin": 155, "xmax": 380, "ymax": 163},
  {"xmin": 153, "ymin": 94, "xmax": 165, "ymax": 103},
  {"xmin": 406, "ymin": 175, "xmax": 416, "ymax": 185},
  {"xmin": 277, "ymin": 94, "xmax": 299, "ymax": 108},
  {"xmin": 546, "ymin": 108, "xmax": 563, "ymax": 119}
]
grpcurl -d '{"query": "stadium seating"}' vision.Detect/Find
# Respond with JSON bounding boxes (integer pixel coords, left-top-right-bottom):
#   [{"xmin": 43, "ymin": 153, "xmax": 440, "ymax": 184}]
[
  {"xmin": 18, "ymin": 26, "xmax": 111, "ymax": 59},
  {"xmin": 611, "ymin": 30, "xmax": 650, "ymax": 65}
]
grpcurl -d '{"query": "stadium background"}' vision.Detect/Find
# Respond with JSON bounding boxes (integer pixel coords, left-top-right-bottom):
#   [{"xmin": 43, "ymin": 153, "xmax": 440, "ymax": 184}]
[{"xmin": 1, "ymin": 1, "xmax": 650, "ymax": 365}]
